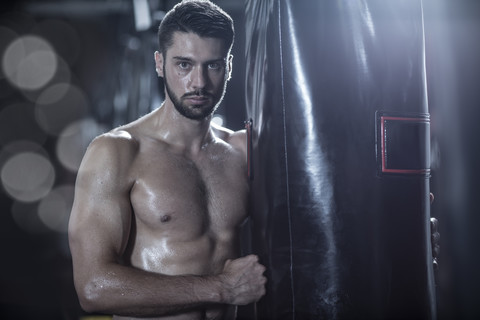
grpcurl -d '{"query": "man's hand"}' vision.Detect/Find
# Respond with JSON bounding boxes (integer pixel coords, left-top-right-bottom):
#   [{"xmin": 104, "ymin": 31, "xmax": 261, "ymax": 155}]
[{"xmin": 218, "ymin": 254, "xmax": 267, "ymax": 305}]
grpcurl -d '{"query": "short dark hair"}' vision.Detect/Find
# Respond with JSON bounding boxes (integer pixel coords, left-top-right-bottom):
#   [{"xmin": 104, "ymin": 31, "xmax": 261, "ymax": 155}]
[{"xmin": 158, "ymin": 0, "xmax": 235, "ymax": 57}]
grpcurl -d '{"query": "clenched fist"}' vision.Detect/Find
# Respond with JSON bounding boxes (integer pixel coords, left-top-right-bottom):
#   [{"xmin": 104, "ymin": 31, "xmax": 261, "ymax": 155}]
[{"xmin": 218, "ymin": 254, "xmax": 267, "ymax": 305}]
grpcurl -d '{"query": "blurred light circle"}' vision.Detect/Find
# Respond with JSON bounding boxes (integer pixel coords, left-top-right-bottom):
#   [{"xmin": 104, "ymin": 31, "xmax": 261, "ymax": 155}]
[
  {"xmin": 35, "ymin": 83, "xmax": 89, "ymax": 136},
  {"xmin": 11, "ymin": 201, "xmax": 49, "ymax": 234},
  {"xmin": 37, "ymin": 184, "xmax": 74, "ymax": 233},
  {"xmin": 1, "ymin": 152, "xmax": 55, "ymax": 202},
  {"xmin": 212, "ymin": 115, "xmax": 225, "ymax": 127},
  {"xmin": 22, "ymin": 57, "xmax": 71, "ymax": 103},
  {"xmin": 56, "ymin": 118, "xmax": 106, "ymax": 172},
  {"xmin": 0, "ymin": 102, "xmax": 47, "ymax": 146},
  {"xmin": 36, "ymin": 82, "xmax": 71, "ymax": 105},
  {"xmin": 2, "ymin": 35, "xmax": 58, "ymax": 90}
]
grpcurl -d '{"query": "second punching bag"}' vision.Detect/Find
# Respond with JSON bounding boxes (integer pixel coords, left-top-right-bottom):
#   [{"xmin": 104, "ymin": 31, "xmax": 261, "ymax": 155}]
[{"xmin": 245, "ymin": 0, "xmax": 436, "ymax": 319}]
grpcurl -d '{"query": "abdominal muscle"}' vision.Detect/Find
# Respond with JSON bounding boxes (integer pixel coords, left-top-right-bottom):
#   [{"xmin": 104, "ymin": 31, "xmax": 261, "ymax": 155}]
[
  {"xmin": 114, "ymin": 224, "xmax": 238, "ymax": 320},
  {"xmin": 129, "ymin": 233, "xmax": 234, "ymax": 276}
]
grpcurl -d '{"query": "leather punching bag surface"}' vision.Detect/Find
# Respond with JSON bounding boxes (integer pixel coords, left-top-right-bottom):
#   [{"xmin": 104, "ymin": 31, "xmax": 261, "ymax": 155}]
[{"xmin": 245, "ymin": 0, "xmax": 436, "ymax": 319}]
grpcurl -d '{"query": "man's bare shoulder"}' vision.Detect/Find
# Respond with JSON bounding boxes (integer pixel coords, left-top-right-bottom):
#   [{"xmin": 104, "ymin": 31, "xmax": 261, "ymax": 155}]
[
  {"xmin": 211, "ymin": 122, "xmax": 247, "ymax": 155},
  {"xmin": 90, "ymin": 129, "xmax": 138, "ymax": 154},
  {"xmin": 80, "ymin": 128, "xmax": 140, "ymax": 174}
]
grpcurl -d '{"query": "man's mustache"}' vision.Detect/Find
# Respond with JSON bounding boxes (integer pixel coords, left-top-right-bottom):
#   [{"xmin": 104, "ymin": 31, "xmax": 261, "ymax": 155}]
[{"xmin": 182, "ymin": 89, "xmax": 211, "ymax": 98}]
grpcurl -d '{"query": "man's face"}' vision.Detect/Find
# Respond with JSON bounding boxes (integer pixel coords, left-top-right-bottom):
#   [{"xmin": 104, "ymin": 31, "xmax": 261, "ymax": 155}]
[{"xmin": 156, "ymin": 32, "xmax": 231, "ymax": 120}]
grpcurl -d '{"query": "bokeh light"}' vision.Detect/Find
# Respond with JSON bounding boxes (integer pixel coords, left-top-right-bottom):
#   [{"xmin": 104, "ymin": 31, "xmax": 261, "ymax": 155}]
[
  {"xmin": 2, "ymin": 35, "xmax": 58, "ymax": 90},
  {"xmin": 22, "ymin": 56, "xmax": 72, "ymax": 103},
  {"xmin": 37, "ymin": 184, "xmax": 75, "ymax": 233},
  {"xmin": 34, "ymin": 83, "xmax": 89, "ymax": 136},
  {"xmin": 1, "ymin": 151, "xmax": 55, "ymax": 202},
  {"xmin": 0, "ymin": 102, "xmax": 47, "ymax": 146},
  {"xmin": 56, "ymin": 117, "xmax": 106, "ymax": 172},
  {"xmin": 36, "ymin": 82, "xmax": 71, "ymax": 105},
  {"xmin": 212, "ymin": 114, "xmax": 225, "ymax": 127}
]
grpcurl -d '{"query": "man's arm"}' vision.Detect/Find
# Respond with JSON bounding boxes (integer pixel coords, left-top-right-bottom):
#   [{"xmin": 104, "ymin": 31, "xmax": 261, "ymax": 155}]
[{"xmin": 68, "ymin": 132, "xmax": 266, "ymax": 317}]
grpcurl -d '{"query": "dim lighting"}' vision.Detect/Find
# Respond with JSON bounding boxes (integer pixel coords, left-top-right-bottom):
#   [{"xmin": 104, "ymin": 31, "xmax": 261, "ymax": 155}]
[
  {"xmin": 0, "ymin": 102, "xmax": 47, "ymax": 146},
  {"xmin": 32, "ymin": 19, "xmax": 81, "ymax": 66},
  {"xmin": 0, "ymin": 26, "xmax": 18, "ymax": 79},
  {"xmin": 11, "ymin": 201, "xmax": 49, "ymax": 234},
  {"xmin": 37, "ymin": 185, "xmax": 74, "ymax": 233}
]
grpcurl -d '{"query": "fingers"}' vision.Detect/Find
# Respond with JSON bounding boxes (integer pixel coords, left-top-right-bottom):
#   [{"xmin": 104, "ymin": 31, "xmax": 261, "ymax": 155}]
[
  {"xmin": 227, "ymin": 255, "xmax": 266, "ymax": 274},
  {"xmin": 236, "ymin": 255, "xmax": 267, "ymax": 280},
  {"xmin": 220, "ymin": 254, "xmax": 267, "ymax": 305}
]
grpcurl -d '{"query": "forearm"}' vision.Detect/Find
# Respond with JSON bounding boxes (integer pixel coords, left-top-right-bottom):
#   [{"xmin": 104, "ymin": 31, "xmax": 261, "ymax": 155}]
[{"xmin": 75, "ymin": 262, "xmax": 225, "ymax": 317}]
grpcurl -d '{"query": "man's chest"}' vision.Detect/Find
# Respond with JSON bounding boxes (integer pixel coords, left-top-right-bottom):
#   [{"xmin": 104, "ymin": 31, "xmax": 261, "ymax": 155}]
[{"xmin": 128, "ymin": 147, "xmax": 249, "ymax": 235}]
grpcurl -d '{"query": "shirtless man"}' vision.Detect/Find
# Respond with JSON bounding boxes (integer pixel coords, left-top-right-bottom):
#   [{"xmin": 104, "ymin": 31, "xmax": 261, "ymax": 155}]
[{"xmin": 68, "ymin": 1, "xmax": 267, "ymax": 319}]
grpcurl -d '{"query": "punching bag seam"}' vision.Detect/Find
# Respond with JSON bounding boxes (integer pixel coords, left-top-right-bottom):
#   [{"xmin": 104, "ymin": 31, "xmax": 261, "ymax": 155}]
[{"xmin": 277, "ymin": 1, "xmax": 296, "ymax": 318}]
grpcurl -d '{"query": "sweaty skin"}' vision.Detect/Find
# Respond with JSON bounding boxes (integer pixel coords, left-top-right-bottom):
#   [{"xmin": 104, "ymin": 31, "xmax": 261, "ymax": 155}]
[{"xmin": 68, "ymin": 32, "xmax": 266, "ymax": 320}]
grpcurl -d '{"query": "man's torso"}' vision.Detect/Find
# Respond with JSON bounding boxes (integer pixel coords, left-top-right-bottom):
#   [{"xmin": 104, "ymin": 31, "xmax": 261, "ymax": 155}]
[{"xmin": 113, "ymin": 122, "xmax": 248, "ymax": 319}]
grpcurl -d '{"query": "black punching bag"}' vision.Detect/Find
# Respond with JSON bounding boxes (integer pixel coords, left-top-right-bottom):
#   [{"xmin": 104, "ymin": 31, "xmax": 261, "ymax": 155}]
[{"xmin": 245, "ymin": 0, "xmax": 436, "ymax": 319}]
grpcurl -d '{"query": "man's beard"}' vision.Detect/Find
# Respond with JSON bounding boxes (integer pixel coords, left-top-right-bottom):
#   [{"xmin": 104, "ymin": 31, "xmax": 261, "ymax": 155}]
[{"xmin": 164, "ymin": 72, "xmax": 226, "ymax": 121}]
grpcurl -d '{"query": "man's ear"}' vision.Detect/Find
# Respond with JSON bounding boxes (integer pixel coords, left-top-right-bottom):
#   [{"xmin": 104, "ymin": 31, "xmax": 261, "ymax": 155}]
[
  {"xmin": 227, "ymin": 54, "xmax": 233, "ymax": 81},
  {"xmin": 154, "ymin": 51, "xmax": 164, "ymax": 77}
]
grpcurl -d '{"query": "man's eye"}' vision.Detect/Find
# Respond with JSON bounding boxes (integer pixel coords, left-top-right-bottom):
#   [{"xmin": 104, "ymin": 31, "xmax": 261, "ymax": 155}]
[
  {"xmin": 208, "ymin": 63, "xmax": 221, "ymax": 70},
  {"xmin": 178, "ymin": 62, "xmax": 190, "ymax": 69}
]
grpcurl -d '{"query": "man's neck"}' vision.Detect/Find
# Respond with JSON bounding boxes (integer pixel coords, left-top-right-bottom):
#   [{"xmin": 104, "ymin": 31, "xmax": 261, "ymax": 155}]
[{"xmin": 153, "ymin": 102, "xmax": 215, "ymax": 155}]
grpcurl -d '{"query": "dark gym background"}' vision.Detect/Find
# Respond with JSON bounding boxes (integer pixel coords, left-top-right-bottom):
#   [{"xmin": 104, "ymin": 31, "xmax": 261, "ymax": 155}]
[{"xmin": 0, "ymin": 0, "xmax": 479, "ymax": 319}]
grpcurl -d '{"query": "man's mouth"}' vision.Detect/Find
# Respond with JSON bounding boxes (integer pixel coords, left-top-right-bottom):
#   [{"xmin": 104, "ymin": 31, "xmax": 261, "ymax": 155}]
[{"xmin": 184, "ymin": 95, "xmax": 210, "ymax": 105}]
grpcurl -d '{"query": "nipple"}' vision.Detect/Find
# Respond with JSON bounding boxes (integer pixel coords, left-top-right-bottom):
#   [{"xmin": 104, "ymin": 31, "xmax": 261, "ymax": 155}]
[{"xmin": 160, "ymin": 215, "xmax": 171, "ymax": 223}]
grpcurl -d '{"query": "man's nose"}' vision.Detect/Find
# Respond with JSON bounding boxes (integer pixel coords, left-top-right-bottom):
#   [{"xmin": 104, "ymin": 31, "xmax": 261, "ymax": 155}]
[{"xmin": 191, "ymin": 66, "xmax": 207, "ymax": 90}]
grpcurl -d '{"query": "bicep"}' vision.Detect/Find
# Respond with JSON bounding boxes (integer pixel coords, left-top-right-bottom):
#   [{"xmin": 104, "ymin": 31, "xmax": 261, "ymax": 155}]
[
  {"xmin": 69, "ymin": 137, "xmax": 134, "ymax": 279},
  {"xmin": 69, "ymin": 182, "xmax": 132, "ymax": 263}
]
